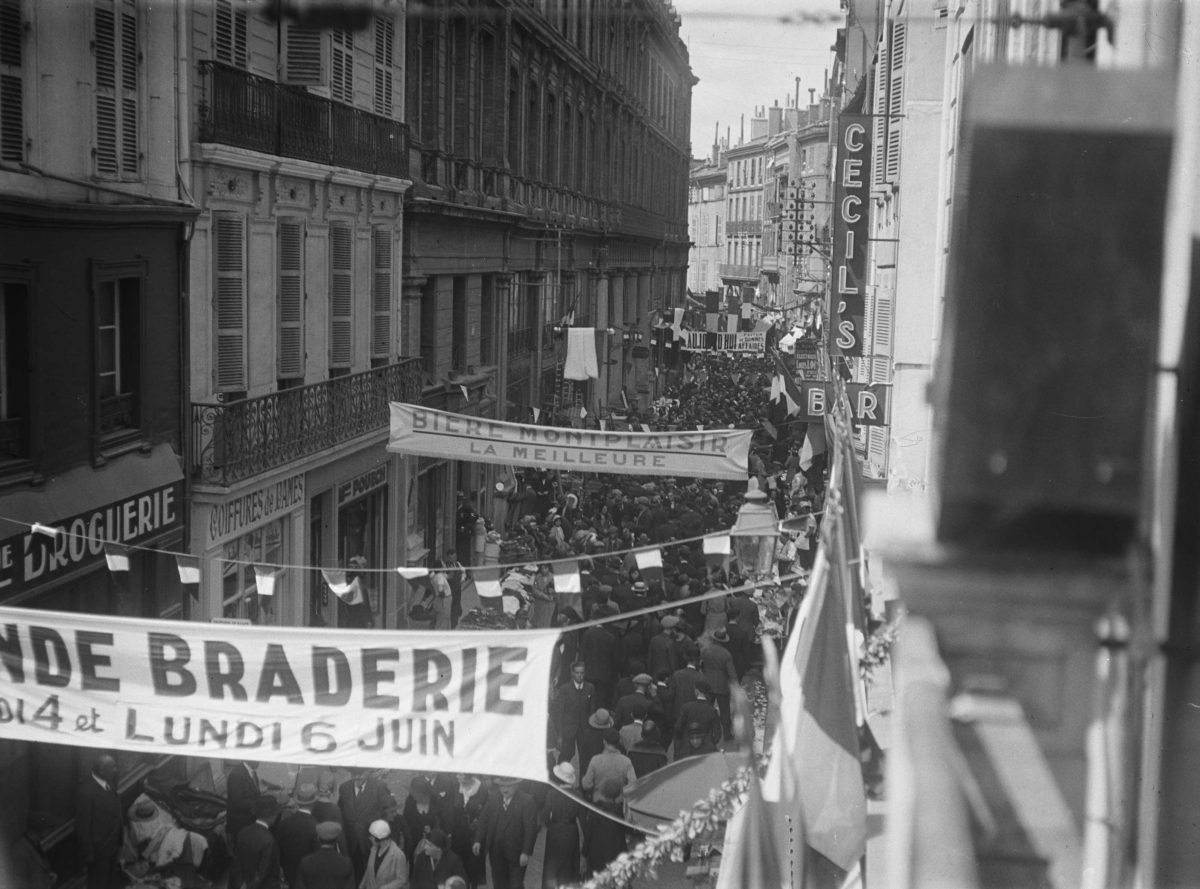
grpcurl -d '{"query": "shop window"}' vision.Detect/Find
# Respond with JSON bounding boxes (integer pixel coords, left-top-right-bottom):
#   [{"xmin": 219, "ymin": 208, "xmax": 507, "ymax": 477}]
[{"xmin": 221, "ymin": 518, "xmax": 285, "ymax": 625}]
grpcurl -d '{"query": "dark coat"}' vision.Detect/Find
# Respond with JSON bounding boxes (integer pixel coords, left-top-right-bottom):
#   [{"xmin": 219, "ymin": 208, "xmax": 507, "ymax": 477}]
[
  {"xmin": 75, "ymin": 776, "xmax": 123, "ymax": 865},
  {"xmin": 579, "ymin": 626, "xmax": 618, "ymax": 685},
  {"xmin": 582, "ymin": 800, "xmax": 628, "ymax": 876},
  {"xmin": 225, "ymin": 763, "xmax": 261, "ymax": 847},
  {"xmin": 401, "ymin": 796, "xmax": 449, "ymax": 860},
  {"xmin": 540, "ymin": 788, "xmax": 581, "ymax": 886},
  {"xmin": 337, "ymin": 777, "xmax": 395, "ymax": 863},
  {"xmin": 411, "ymin": 847, "xmax": 468, "ymax": 889},
  {"xmin": 667, "ymin": 665, "xmax": 704, "ymax": 725},
  {"xmin": 613, "ymin": 691, "xmax": 661, "ymax": 728},
  {"xmin": 231, "ymin": 822, "xmax": 282, "ymax": 889},
  {"xmin": 549, "ymin": 680, "xmax": 596, "ymax": 741},
  {"xmin": 646, "ymin": 632, "xmax": 679, "ymax": 679},
  {"xmin": 628, "ymin": 741, "xmax": 671, "ymax": 778},
  {"xmin": 277, "ymin": 810, "xmax": 320, "ymax": 886},
  {"xmin": 449, "ymin": 782, "xmax": 489, "ymax": 885},
  {"xmin": 675, "ymin": 699, "xmax": 722, "ymax": 746},
  {"xmin": 724, "ymin": 621, "xmax": 753, "ymax": 679},
  {"xmin": 701, "ymin": 641, "xmax": 738, "ymax": 695},
  {"xmin": 474, "ymin": 790, "xmax": 538, "ymax": 864},
  {"xmin": 293, "ymin": 846, "xmax": 355, "ymax": 889}
]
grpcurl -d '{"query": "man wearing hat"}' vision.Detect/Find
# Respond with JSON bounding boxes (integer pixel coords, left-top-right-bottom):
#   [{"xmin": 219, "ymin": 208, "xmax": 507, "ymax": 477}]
[
  {"xmin": 357, "ymin": 820, "xmax": 408, "ymax": 889},
  {"xmin": 230, "ymin": 794, "xmax": 281, "ymax": 889},
  {"xmin": 673, "ymin": 680, "xmax": 722, "ymax": 760},
  {"xmin": 472, "ymin": 778, "xmax": 537, "ymax": 889},
  {"xmin": 337, "ymin": 769, "xmax": 396, "ymax": 882},
  {"xmin": 666, "ymin": 644, "xmax": 705, "ymax": 751},
  {"xmin": 628, "ymin": 720, "xmax": 671, "ymax": 777},
  {"xmin": 76, "ymin": 754, "xmax": 122, "ymax": 889},
  {"xmin": 411, "ymin": 827, "xmax": 466, "ymax": 889},
  {"xmin": 581, "ymin": 729, "xmax": 637, "ymax": 800},
  {"xmin": 277, "ymin": 783, "xmax": 320, "ymax": 888},
  {"xmin": 579, "ymin": 618, "xmax": 618, "ymax": 709},
  {"xmin": 647, "ymin": 615, "xmax": 682, "ymax": 679},
  {"xmin": 613, "ymin": 673, "xmax": 663, "ymax": 731},
  {"xmin": 293, "ymin": 822, "xmax": 354, "ymax": 889},
  {"xmin": 225, "ymin": 760, "xmax": 264, "ymax": 852},
  {"xmin": 702, "ymin": 627, "xmax": 739, "ymax": 742}
]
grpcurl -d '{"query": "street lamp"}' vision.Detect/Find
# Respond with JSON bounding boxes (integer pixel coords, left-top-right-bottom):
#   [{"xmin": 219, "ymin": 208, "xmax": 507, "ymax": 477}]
[{"xmin": 730, "ymin": 477, "xmax": 779, "ymax": 581}]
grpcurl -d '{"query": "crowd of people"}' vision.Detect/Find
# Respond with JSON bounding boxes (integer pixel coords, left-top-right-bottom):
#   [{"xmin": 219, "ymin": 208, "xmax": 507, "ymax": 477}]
[{"xmin": 215, "ymin": 350, "xmax": 830, "ymax": 889}]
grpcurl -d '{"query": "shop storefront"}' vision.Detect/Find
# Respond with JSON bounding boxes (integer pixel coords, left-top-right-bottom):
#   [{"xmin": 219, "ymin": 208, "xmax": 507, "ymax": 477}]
[{"xmin": 0, "ymin": 444, "xmax": 188, "ymax": 872}]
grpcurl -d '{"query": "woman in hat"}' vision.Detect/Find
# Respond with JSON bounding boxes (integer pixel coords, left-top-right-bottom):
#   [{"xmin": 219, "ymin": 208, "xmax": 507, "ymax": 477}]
[
  {"xmin": 449, "ymin": 774, "xmax": 489, "ymax": 889},
  {"xmin": 577, "ymin": 707, "xmax": 614, "ymax": 777},
  {"xmin": 539, "ymin": 762, "xmax": 582, "ymax": 889},
  {"xmin": 401, "ymin": 776, "xmax": 448, "ymax": 862},
  {"xmin": 529, "ymin": 563, "xmax": 557, "ymax": 629}
]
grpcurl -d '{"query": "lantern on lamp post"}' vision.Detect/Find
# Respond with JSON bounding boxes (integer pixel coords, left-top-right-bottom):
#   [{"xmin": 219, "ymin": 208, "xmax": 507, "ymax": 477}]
[{"xmin": 730, "ymin": 478, "xmax": 779, "ymax": 581}]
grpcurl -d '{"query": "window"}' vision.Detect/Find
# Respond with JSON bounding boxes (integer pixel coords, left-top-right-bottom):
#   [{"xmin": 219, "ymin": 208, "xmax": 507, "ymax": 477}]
[
  {"xmin": 213, "ymin": 211, "xmax": 247, "ymax": 393},
  {"xmin": 0, "ymin": 276, "xmax": 29, "ymax": 462},
  {"xmin": 329, "ymin": 221, "xmax": 353, "ymax": 373},
  {"xmin": 1, "ymin": 0, "xmax": 24, "ymax": 163},
  {"xmin": 331, "ymin": 30, "xmax": 353, "ymax": 105},
  {"xmin": 372, "ymin": 16, "xmax": 395, "ymax": 116},
  {"xmin": 213, "ymin": 0, "xmax": 247, "ymax": 68},
  {"xmin": 370, "ymin": 227, "xmax": 393, "ymax": 366},
  {"xmin": 277, "ymin": 218, "xmax": 305, "ymax": 384},
  {"xmin": 282, "ymin": 23, "xmax": 323, "ymax": 85},
  {"xmin": 94, "ymin": 0, "xmax": 139, "ymax": 179},
  {"xmin": 93, "ymin": 262, "xmax": 143, "ymax": 442}
]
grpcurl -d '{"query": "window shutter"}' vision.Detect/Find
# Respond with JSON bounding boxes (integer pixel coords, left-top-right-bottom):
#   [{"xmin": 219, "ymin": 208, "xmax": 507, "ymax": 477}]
[
  {"xmin": 119, "ymin": 7, "xmax": 137, "ymax": 175},
  {"xmin": 373, "ymin": 18, "xmax": 393, "ymax": 116},
  {"xmin": 277, "ymin": 219, "xmax": 305, "ymax": 380},
  {"xmin": 331, "ymin": 30, "xmax": 353, "ymax": 104},
  {"xmin": 94, "ymin": 5, "xmax": 118, "ymax": 175},
  {"xmin": 0, "ymin": 0, "xmax": 22, "ymax": 163},
  {"xmin": 329, "ymin": 223, "xmax": 353, "ymax": 369},
  {"xmin": 371, "ymin": 227, "xmax": 392, "ymax": 361},
  {"xmin": 885, "ymin": 21, "xmax": 906, "ymax": 184},
  {"xmin": 282, "ymin": 24, "xmax": 325, "ymax": 86},
  {"xmin": 867, "ymin": 426, "xmax": 888, "ymax": 471},
  {"xmin": 871, "ymin": 29, "xmax": 889, "ymax": 189},
  {"xmin": 214, "ymin": 0, "xmax": 248, "ymax": 68},
  {"xmin": 870, "ymin": 290, "xmax": 893, "ymax": 384},
  {"xmin": 214, "ymin": 213, "xmax": 247, "ymax": 391}
]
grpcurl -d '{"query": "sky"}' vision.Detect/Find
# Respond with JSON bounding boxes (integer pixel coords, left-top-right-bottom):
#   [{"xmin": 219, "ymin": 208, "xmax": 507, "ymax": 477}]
[{"xmin": 672, "ymin": 0, "xmax": 845, "ymax": 157}]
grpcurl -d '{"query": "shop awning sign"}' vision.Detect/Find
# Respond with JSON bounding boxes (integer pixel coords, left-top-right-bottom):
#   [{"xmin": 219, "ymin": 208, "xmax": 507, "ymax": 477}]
[
  {"xmin": 0, "ymin": 605, "xmax": 559, "ymax": 782},
  {"xmin": 388, "ymin": 403, "xmax": 751, "ymax": 480}
]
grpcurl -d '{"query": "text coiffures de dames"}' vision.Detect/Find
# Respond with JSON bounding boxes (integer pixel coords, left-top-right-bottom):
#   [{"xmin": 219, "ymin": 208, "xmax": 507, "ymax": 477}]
[{"xmin": 0, "ymin": 622, "xmax": 539, "ymax": 761}]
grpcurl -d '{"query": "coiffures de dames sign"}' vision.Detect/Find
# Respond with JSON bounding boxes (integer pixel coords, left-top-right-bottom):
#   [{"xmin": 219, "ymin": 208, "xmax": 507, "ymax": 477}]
[
  {"xmin": 0, "ymin": 483, "xmax": 183, "ymax": 598},
  {"xmin": 388, "ymin": 403, "xmax": 752, "ymax": 480},
  {"xmin": 0, "ymin": 606, "xmax": 559, "ymax": 781}
]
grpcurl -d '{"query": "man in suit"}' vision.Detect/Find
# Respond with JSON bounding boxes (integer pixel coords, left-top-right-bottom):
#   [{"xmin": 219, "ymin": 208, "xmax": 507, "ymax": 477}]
[
  {"xmin": 579, "ymin": 616, "xmax": 619, "ymax": 708},
  {"xmin": 294, "ymin": 821, "xmax": 355, "ymax": 889},
  {"xmin": 231, "ymin": 794, "xmax": 282, "ymax": 889},
  {"xmin": 443, "ymin": 549, "xmax": 466, "ymax": 628},
  {"xmin": 549, "ymin": 661, "xmax": 595, "ymax": 765},
  {"xmin": 472, "ymin": 778, "xmax": 537, "ymax": 889},
  {"xmin": 76, "ymin": 753, "xmax": 123, "ymax": 889},
  {"xmin": 337, "ymin": 768, "xmax": 396, "ymax": 882},
  {"xmin": 277, "ymin": 783, "xmax": 320, "ymax": 887},
  {"xmin": 225, "ymin": 760, "xmax": 263, "ymax": 848},
  {"xmin": 701, "ymin": 627, "xmax": 740, "ymax": 741},
  {"xmin": 357, "ymin": 820, "xmax": 408, "ymax": 889},
  {"xmin": 411, "ymin": 828, "xmax": 466, "ymax": 889}
]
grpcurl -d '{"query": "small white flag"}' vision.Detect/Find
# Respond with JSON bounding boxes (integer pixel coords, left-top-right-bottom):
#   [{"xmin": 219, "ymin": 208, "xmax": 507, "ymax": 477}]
[
  {"xmin": 253, "ymin": 565, "xmax": 280, "ymax": 598},
  {"xmin": 599, "ymin": 419, "xmax": 608, "ymax": 431},
  {"xmin": 104, "ymin": 543, "xmax": 130, "ymax": 573},
  {"xmin": 396, "ymin": 567, "xmax": 430, "ymax": 580},
  {"xmin": 703, "ymin": 535, "xmax": 731, "ymax": 556},
  {"xmin": 580, "ymin": 406, "xmax": 588, "ymax": 419},
  {"xmin": 175, "ymin": 555, "xmax": 200, "ymax": 585},
  {"xmin": 475, "ymin": 566, "xmax": 503, "ymax": 599},
  {"xmin": 634, "ymin": 549, "xmax": 663, "ymax": 572},
  {"xmin": 552, "ymin": 559, "xmax": 582, "ymax": 594},
  {"xmin": 459, "ymin": 385, "xmax": 469, "ymax": 401},
  {"xmin": 322, "ymin": 569, "xmax": 363, "ymax": 605},
  {"xmin": 532, "ymin": 407, "xmax": 541, "ymax": 423}
]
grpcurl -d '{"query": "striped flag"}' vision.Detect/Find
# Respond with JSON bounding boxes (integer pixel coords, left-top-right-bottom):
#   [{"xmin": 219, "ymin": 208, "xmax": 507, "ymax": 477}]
[
  {"xmin": 104, "ymin": 543, "xmax": 130, "ymax": 573},
  {"xmin": 771, "ymin": 354, "xmax": 803, "ymax": 416},
  {"xmin": 321, "ymin": 569, "xmax": 363, "ymax": 606},
  {"xmin": 702, "ymin": 534, "xmax": 731, "ymax": 573},
  {"xmin": 175, "ymin": 554, "xmax": 200, "ymax": 586},
  {"xmin": 552, "ymin": 559, "xmax": 582, "ymax": 594},
  {"xmin": 763, "ymin": 543, "xmax": 866, "ymax": 872},
  {"xmin": 475, "ymin": 566, "xmax": 503, "ymax": 599}
]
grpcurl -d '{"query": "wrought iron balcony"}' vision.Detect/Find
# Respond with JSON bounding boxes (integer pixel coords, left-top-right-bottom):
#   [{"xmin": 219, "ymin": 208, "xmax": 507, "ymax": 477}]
[
  {"xmin": 197, "ymin": 60, "xmax": 409, "ymax": 180},
  {"xmin": 191, "ymin": 358, "xmax": 424, "ymax": 486}
]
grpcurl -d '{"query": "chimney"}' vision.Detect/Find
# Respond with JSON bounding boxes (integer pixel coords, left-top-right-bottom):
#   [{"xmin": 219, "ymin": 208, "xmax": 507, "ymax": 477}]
[
  {"xmin": 713, "ymin": 121, "xmax": 720, "ymax": 162},
  {"xmin": 769, "ymin": 104, "xmax": 783, "ymax": 136},
  {"xmin": 794, "ymin": 77, "xmax": 801, "ymax": 111},
  {"xmin": 739, "ymin": 114, "xmax": 744, "ymax": 144}
]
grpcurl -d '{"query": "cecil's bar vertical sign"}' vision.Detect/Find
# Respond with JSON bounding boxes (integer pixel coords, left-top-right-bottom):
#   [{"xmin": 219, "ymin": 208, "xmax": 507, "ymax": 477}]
[{"xmin": 832, "ymin": 114, "xmax": 871, "ymax": 357}]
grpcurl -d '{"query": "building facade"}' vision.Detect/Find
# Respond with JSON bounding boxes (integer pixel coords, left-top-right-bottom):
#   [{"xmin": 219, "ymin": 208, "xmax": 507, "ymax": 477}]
[
  {"xmin": 688, "ymin": 151, "xmax": 725, "ymax": 294},
  {"xmin": 0, "ymin": 0, "xmax": 197, "ymax": 869}
]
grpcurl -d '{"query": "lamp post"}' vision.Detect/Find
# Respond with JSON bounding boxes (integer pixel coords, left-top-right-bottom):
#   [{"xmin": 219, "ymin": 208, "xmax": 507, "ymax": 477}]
[{"xmin": 730, "ymin": 477, "xmax": 779, "ymax": 581}]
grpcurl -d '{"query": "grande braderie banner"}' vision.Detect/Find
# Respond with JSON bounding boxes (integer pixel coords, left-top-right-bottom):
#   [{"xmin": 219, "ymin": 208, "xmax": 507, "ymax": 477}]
[
  {"xmin": 388, "ymin": 403, "xmax": 752, "ymax": 480},
  {"xmin": 0, "ymin": 606, "xmax": 558, "ymax": 781}
]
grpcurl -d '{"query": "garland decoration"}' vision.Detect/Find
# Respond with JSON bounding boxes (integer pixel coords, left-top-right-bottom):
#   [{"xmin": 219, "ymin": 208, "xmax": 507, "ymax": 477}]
[{"xmin": 575, "ymin": 767, "xmax": 755, "ymax": 889}]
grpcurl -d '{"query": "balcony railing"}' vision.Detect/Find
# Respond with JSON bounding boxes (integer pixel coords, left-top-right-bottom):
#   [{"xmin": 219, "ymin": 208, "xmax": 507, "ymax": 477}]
[
  {"xmin": 191, "ymin": 358, "xmax": 424, "ymax": 486},
  {"xmin": 197, "ymin": 61, "xmax": 409, "ymax": 180}
]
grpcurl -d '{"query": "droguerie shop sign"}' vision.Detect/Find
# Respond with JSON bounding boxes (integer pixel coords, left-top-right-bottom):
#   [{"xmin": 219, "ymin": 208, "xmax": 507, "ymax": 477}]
[
  {"xmin": 0, "ymin": 483, "xmax": 183, "ymax": 598},
  {"xmin": 0, "ymin": 607, "xmax": 558, "ymax": 782}
]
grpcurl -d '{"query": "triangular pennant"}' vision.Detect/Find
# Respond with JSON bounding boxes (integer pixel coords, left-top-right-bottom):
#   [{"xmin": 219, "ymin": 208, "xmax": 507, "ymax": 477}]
[
  {"xmin": 474, "ymin": 566, "xmax": 503, "ymax": 599},
  {"xmin": 580, "ymin": 405, "xmax": 588, "ymax": 419},
  {"xmin": 322, "ymin": 569, "xmax": 362, "ymax": 605},
  {"xmin": 532, "ymin": 407, "xmax": 541, "ymax": 423},
  {"xmin": 396, "ymin": 566, "xmax": 430, "ymax": 580},
  {"xmin": 599, "ymin": 419, "xmax": 608, "ymax": 431},
  {"xmin": 552, "ymin": 559, "xmax": 582, "ymax": 594},
  {"xmin": 175, "ymin": 554, "xmax": 200, "ymax": 585},
  {"xmin": 253, "ymin": 565, "xmax": 280, "ymax": 598},
  {"xmin": 104, "ymin": 542, "xmax": 130, "ymax": 573},
  {"xmin": 459, "ymin": 385, "xmax": 469, "ymax": 401}
]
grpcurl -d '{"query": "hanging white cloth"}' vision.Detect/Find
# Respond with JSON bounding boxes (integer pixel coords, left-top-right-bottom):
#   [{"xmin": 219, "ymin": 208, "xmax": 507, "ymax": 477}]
[{"xmin": 563, "ymin": 327, "xmax": 599, "ymax": 380}]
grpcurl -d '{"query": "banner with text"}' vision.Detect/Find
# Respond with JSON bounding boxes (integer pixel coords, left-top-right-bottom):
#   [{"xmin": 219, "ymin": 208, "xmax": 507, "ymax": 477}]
[
  {"xmin": 388, "ymin": 404, "xmax": 751, "ymax": 479},
  {"xmin": 682, "ymin": 331, "xmax": 766, "ymax": 354},
  {"xmin": 798, "ymin": 382, "xmax": 892, "ymax": 427},
  {"xmin": 832, "ymin": 114, "xmax": 871, "ymax": 357},
  {"xmin": 0, "ymin": 606, "xmax": 558, "ymax": 782}
]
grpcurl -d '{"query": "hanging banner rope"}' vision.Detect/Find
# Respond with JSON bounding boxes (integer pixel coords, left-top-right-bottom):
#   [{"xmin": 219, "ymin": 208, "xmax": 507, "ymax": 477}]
[
  {"xmin": 0, "ymin": 605, "xmax": 559, "ymax": 782},
  {"xmin": 388, "ymin": 403, "xmax": 752, "ymax": 480}
]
